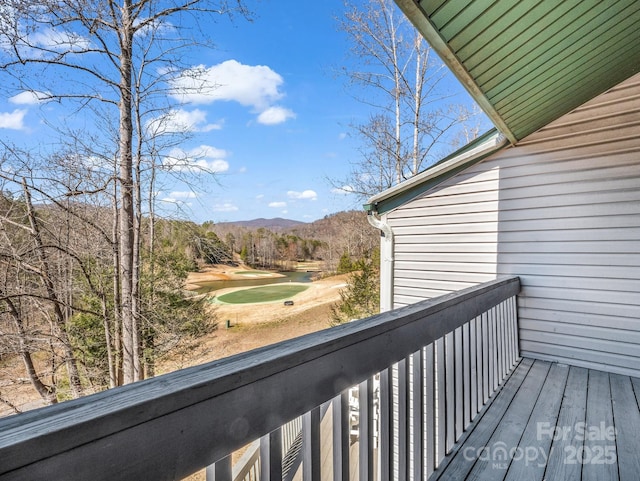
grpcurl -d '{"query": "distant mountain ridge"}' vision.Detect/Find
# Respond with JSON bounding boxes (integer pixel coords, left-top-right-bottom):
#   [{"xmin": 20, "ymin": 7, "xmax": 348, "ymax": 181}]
[{"xmin": 215, "ymin": 217, "xmax": 308, "ymax": 230}]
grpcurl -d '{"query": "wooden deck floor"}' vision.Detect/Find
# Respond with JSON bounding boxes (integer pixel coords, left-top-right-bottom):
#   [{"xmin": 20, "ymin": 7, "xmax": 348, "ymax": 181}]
[{"xmin": 431, "ymin": 358, "xmax": 640, "ymax": 481}]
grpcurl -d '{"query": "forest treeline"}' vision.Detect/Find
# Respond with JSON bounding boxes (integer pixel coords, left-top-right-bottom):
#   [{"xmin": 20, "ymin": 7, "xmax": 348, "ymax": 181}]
[
  {"xmin": 0, "ymin": 196, "xmax": 378, "ymax": 411},
  {"xmin": 209, "ymin": 210, "xmax": 379, "ymax": 272}
]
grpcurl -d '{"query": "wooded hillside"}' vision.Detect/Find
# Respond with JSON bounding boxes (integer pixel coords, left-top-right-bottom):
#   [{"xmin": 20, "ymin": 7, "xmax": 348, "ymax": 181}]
[
  {"xmin": 209, "ymin": 210, "xmax": 379, "ymax": 272},
  {"xmin": 0, "ymin": 198, "xmax": 378, "ymax": 412}
]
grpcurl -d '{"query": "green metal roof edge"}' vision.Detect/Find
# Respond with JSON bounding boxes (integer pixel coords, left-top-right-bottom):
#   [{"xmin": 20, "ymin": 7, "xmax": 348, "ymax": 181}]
[
  {"xmin": 364, "ymin": 128, "xmax": 506, "ymax": 215},
  {"xmin": 394, "ymin": 0, "xmax": 518, "ymax": 144},
  {"xmin": 424, "ymin": 127, "xmax": 500, "ymax": 168}
]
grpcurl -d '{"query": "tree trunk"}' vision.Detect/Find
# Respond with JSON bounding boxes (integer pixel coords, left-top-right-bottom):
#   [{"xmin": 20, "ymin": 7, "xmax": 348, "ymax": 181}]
[
  {"xmin": 112, "ymin": 177, "xmax": 123, "ymax": 386},
  {"xmin": 5, "ymin": 296, "xmax": 57, "ymax": 405},
  {"xmin": 132, "ymin": 71, "xmax": 146, "ymax": 382},
  {"xmin": 132, "ymin": 157, "xmax": 142, "ymax": 382},
  {"xmin": 392, "ymin": 18, "xmax": 403, "ymax": 184},
  {"xmin": 102, "ymin": 292, "xmax": 117, "ymax": 389},
  {"xmin": 118, "ymin": 3, "xmax": 137, "ymax": 384},
  {"xmin": 413, "ymin": 36, "xmax": 422, "ymax": 175},
  {"xmin": 144, "ymin": 150, "xmax": 158, "ymax": 379}
]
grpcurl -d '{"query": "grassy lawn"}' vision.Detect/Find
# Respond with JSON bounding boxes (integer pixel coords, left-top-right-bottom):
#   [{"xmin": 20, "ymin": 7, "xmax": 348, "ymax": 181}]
[{"xmin": 217, "ymin": 284, "xmax": 309, "ymax": 304}]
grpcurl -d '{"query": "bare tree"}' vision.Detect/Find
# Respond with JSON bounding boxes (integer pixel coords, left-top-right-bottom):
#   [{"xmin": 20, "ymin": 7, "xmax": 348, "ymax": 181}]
[
  {"xmin": 0, "ymin": 230, "xmax": 59, "ymax": 406},
  {"xmin": 333, "ymin": 0, "xmax": 481, "ymax": 198},
  {"xmin": 0, "ymin": 144, "xmax": 218, "ymax": 404},
  {"xmin": 0, "ymin": 0, "xmax": 250, "ymax": 384},
  {"xmin": 0, "ymin": 145, "xmax": 121, "ymax": 401},
  {"xmin": 0, "ymin": 172, "xmax": 82, "ymax": 404}
]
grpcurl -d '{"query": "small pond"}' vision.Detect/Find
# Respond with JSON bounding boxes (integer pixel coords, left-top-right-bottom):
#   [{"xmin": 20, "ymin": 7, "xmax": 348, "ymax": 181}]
[{"xmin": 194, "ymin": 270, "xmax": 315, "ymax": 295}]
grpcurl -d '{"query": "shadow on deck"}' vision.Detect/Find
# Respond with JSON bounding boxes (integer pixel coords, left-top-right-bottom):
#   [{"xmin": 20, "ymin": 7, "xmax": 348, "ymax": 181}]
[{"xmin": 431, "ymin": 358, "xmax": 640, "ymax": 481}]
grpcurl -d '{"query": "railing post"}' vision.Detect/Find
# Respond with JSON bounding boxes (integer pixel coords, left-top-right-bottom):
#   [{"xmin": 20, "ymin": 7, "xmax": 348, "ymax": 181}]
[
  {"xmin": 260, "ymin": 429, "xmax": 282, "ymax": 481},
  {"xmin": 206, "ymin": 455, "xmax": 231, "ymax": 481},
  {"xmin": 332, "ymin": 393, "xmax": 350, "ymax": 481},
  {"xmin": 445, "ymin": 331, "xmax": 455, "ymax": 453},
  {"xmin": 412, "ymin": 349, "xmax": 424, "ymax": 481},
  {"xmin": 359, "ymin": 378, "xmax": 374, "ymax": 481},
  {"xmin": 435, "ymin": 337, "xmax": 446, "ymax": 465},
  {"xmin": 463, "ymin": 322, "xmax": 471, "ymax": 430},
  {"xmin": 397, "ymin": 359, "xmax": 408, "ymax": 481},
  {"xmin": 491, "ymin": 306, "xmax": 498, "ymax": 392},
  {"xmin": 454, "ymin": 327, "xmax": 463, "ymax": 441},
  {"xmin": 302, "ymin": 408, "xmax": 320, "ymax": 481},
  {"xmin": 424, "ymin": 344, "xmax": 435, "ymax": 477},
  {"xmin": 511, "ymin": 296, "xmax": 519, "ymax": 363},
  {"xmin": 507, "ymin": 298, "xmax": 515, "ymax": 367},
  {"xmin": 378, "ymin": 368, "xmax": 392, "ymax": 481},
  {"xmin": 482, "ymin": 311, "xmax": 490, "ymax": 403},
  {"xmin": 470, "ymin": 317, "xmax": 479, "ymax": 416}
]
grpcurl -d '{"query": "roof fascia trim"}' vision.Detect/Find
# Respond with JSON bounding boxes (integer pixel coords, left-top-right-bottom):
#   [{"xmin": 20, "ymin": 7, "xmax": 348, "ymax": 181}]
[
  {"xmin": 365, "ymin": 129, "xmax": 508, "ymax": 214},
  {"xmin": 394, "ymin": 0, "xmax": 518, "ymax": 144}
]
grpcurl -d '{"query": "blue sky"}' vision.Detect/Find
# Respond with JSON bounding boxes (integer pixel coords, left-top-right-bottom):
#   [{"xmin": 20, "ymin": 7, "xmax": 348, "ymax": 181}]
[{"xmin": 0, "ymin": 1, "xmax": 485, "ymax": 224}]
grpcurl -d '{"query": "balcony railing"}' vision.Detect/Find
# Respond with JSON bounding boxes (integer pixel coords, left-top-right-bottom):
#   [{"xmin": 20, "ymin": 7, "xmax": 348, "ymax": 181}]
[{"xmin": 0, "ymin": 276, "xmax": 520, "ymax": 481}]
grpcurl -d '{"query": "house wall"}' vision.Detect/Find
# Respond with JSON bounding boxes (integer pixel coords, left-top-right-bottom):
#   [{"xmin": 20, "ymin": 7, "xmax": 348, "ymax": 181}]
[{"xmin": 385, "ymin": 73, "xmax": 640, "ymax": 377}]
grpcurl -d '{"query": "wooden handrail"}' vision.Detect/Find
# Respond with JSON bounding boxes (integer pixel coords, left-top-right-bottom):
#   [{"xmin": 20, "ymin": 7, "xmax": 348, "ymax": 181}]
[{"xmin": 0, "ymin": 276, "xmax": 520, "ymax": 480}]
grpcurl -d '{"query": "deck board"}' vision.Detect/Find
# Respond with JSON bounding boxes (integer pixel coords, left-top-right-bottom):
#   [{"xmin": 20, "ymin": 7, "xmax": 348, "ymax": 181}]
[
  {"xmin": 543, "ymin": 365, "xmax": 587, "ymax": 481},
  {"xmin": 431, "ymin": 358, "xmax": 533, "ymax": 480},
  {"xmin": 430, "ymin": 358, "xmax": 640, "ymax": 481},
  {"xmin": 467, "ymin": 360, "xmax": 550, "ymax": 480},
  {"xmin": 610, "ymin": 374, "xmax": 640, "ymax": 481},
  {"xmin": 582, "ymin": 369, "xmax": 617, "ymax": 481},
  {"xmin": 504, "ymin": 362, "xmax": 568, "ymax": 481}
]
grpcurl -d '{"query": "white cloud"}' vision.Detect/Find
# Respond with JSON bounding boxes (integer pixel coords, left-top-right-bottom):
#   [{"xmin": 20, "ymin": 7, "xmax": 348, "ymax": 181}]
[
  {"xmin": 287, "ymin": 189, "xmax": 317, "ymax": 201},
  {"xmin": 204, "ymin": 159, "xmax": 230, "ymax": 172},
  {"xmin": 331, "ymin": 185, "xmax": 355, "ymax": 195},
  {"xmin": 172, "ymin": 60, "xmax": 283, "ymax": 108},
  {"xmin": 168, "ymin": 191, "xmax": 197, "ymax": 199},
  {"xmin": 148, "ymin": 108, "xmax": 222, "ymax": 135},
  {"xmin": 338, "ymin": 132, "xmax": 347, "ymax": 140},
  {"xmin": 257, "ymin": 106, "xmax": 296, "ymax": 125},
  {"xmin": 134, "ymin": 18, "xmax": 175, "ymax": 37},
  {"xmin": 171, "ymin": 60, "xmax": 295, "ymax": 124},
  {"xmin": 30, "ymin": 28, "xmax": 91, "ymax": 52},
  {"xmin": 256, "ymin": 194, "xmax": 264, "ymax": 200},
  {"xmin": 0, "ymin": 109, "xmax": 27, "ymax": 130},
  {"xmin": 195, "ymin": 145, "xmax": 227, "ymax": 158},
  {"xmin": 269, "ymin": 201, "xmax": 287, "ymax": 208},
  {"xmin": 9, "ymin": 91, "xmax": 50, "ymax": 105},
  {"xmin": 213, "ymin": 203, "xmax": 239, "ymax": 212},
  {"xmin": 164, "ymin": 145, "xmax": 230, "ymax": 173},
  {"xmin": 161, "ymin": 196, "xmax": 192, "ymax": 207}
]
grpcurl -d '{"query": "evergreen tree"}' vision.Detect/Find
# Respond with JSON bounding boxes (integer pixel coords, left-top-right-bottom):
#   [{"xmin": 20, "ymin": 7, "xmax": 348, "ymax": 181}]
[
  {"xmin": 336, "ymin": 252, "xmax": 355, "ymax": 274},
  {"xmin": 330, "ymin": 254, "xmax": 380, "ymax": 325}
]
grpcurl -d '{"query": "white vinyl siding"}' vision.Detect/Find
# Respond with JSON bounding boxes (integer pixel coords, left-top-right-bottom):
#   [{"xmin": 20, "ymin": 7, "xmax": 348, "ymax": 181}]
[
  {"xmin": 389, "ymin": 167, "xmax": 501, "ymax": 306},
  {"xmin": 386, "ymin": 73, "xmax": 640, "ymax": 377}
]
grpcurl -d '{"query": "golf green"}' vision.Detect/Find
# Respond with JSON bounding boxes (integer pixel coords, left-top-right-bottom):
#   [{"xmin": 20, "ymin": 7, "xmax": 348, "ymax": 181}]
[{"xmin": 217, "ymin": 284, "xmax": 309, "ymax": 304}]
